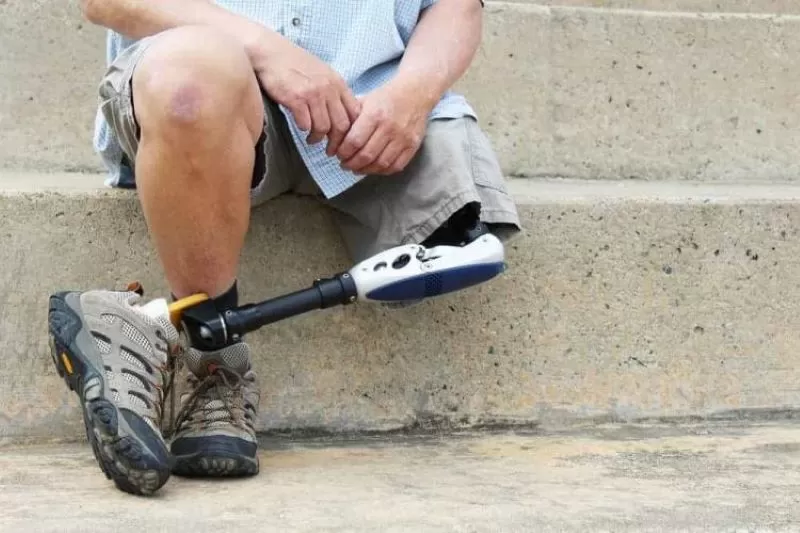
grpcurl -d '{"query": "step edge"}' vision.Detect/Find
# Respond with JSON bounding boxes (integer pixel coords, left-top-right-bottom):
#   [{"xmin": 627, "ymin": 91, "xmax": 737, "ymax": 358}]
[
  {"xmin": 488, "ymin": 1, "xmax": 800, "ymax": 20},
  {"xmin": 4, "ymin": 171, "xmax": 800, "ymax": 205}
]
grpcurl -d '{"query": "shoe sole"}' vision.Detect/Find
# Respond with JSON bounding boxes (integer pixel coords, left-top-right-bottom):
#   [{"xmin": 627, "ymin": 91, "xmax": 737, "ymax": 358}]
[
  {"xmin": 173, "ymin": 453, "xmax": 259, "ymax": 477},
  {"xmin": 48, "ymin": 291, "xmax": 173, "ymax": 496},
  {"xmin": 172, "ymin": 436, "xmax": 259, "ymax": 478}
]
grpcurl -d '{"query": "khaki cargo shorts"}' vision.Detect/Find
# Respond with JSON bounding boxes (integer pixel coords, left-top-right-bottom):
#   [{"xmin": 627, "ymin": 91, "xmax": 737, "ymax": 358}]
[{"xmin": 100, "ymin": 36, "xmax": 522, "ymax": 262}]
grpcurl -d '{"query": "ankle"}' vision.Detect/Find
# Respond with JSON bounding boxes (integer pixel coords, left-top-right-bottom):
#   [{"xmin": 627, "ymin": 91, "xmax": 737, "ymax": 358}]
[{"xmin": 172, "ymin": 279, "xmax": 239, "ymax": 304}]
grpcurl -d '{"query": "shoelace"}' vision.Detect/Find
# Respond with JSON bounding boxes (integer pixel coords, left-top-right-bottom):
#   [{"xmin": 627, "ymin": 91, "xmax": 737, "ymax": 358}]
[
  {"xmin": 167, "ymin": 366, "xmax": 249, "ymax": 439},
  {"xmin": 159, "ymin": 347, "xmax": 183, "ymax": 438},
  {"xmin": 121, "ymin": 283, "xmax": 186, "ymax": 436}
]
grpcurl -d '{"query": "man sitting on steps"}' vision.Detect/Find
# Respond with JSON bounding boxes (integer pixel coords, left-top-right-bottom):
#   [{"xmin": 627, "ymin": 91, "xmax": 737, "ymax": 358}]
[{"xmin": 50, "ymin": 0, "xmax": 521, "ymax": 495}]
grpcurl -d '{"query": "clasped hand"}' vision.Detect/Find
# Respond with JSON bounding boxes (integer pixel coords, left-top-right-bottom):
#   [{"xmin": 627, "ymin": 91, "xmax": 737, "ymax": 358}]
[{"xmin": 256, "ymin": 42, "xmax": 429, "ymax": 176}]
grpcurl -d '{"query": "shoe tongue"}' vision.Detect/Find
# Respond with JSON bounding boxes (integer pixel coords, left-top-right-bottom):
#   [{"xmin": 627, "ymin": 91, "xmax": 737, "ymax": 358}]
[
  {"xmin": 137, "ymin": 296, "xmax": 180, "ymax": 344},
  {"xmin": 186, "ymin": 344, "xmax": 251, "ymax": 378}
]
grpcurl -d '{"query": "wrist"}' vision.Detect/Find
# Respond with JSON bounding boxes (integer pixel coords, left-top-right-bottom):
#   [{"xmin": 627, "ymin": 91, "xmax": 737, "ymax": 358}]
[
  {"xmin": 387, "ymin": 74, "xmax": 443, "ymax": 115},
  {"xmin": 240, "ymin": 23, "xmax": 285, "ymax": 70}
]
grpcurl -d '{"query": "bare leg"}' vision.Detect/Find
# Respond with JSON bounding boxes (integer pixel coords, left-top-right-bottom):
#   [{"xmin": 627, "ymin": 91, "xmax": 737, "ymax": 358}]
[{"xmin": 131, "ymin": 26, "xmax": 264, "ymax": 299}]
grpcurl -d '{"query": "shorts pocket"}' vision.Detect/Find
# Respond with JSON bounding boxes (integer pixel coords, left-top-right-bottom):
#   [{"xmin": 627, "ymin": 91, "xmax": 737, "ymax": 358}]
[
  {"xmin": 99, "ymin": 87, "xmax": 139, "ymax": 163},
  {"xmin": 98, "ymin": 93, "xmax": 123, "ymax": 142}
]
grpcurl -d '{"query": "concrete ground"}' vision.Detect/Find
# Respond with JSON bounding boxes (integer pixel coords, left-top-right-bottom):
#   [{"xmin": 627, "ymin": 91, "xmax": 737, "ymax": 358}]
[{"xmin": 2, "ymin": 422, "xmax": 800, "ymax": 532}]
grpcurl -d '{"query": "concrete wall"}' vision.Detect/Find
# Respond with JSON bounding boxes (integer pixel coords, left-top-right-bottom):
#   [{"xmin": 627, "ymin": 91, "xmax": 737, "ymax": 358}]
[
  {"xmin": 3, "ymin": 1, "xmax": 800, "ymax": 442},
  {"xmin": 3, "ymin": 1, "xmax": 800, "ymax": 182},
  {"xmin": 3, "ymin": 175, "xmax": 800, "ymax": 442}
]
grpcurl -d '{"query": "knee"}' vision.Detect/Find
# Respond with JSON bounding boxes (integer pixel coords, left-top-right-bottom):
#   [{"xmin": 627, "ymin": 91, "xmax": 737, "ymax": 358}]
[{"xmin": 132, "ymin": 26, "xmax": 261, "ymax": 136}]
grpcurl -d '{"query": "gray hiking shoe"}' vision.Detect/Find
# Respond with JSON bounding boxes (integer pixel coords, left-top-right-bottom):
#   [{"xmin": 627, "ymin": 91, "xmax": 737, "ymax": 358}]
[
  {"xmin": 170, "ymin": 342, "xmax": 260, "ymax": 477},
  {"xmin": 47, "ymin": 289, "xmax": 180, "ymax": 495}
]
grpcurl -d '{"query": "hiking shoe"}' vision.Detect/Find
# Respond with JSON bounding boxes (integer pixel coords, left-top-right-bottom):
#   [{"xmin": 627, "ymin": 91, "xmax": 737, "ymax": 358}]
[
  {"xmin": 170, "ymin": 342, "xmax": 260, "ymax": 477},
  {"xmin": 47, "ymin": 290, "xmax": 179, "ymax": 495}
]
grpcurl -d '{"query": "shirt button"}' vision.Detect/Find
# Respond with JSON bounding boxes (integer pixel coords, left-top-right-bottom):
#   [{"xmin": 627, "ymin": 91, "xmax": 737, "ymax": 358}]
[{"xmin": 291, "ymin": 17, "xmax": 301, "ymax": 26}]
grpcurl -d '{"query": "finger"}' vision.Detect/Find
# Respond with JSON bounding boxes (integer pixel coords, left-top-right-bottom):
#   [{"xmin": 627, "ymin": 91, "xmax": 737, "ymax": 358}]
[
  {"xmin": 325, "ymin": 97, "xmax": 352, "ymax": 156},
  {"xmin": 388, "ymin": 147, "xmax": 418, "ymax": 175},
  {"xmin": 361, "ymin": 139, "xmax": 405, "ymax": 175},
  {"xmin": 306, "ymin": 97, "xmax": 331, "ymax": 144},
  {"xmin": 291, "ymin": 102, "xmax": 312, "ymax": 133},
  {"xmin": 341, "ymin": 90, "xmax": 362, "ymax": 122},
  {"xmin": 337, "ymin": 112, "xmax": 378, "ymax": 161},
  {"xmin": 343, "ymin": 126, "xmax": 391, "ymax": 173}
]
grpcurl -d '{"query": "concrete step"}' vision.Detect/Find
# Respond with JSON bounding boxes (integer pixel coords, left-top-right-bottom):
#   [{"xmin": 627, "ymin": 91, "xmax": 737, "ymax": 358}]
[
  {"xmin": 1, "ymin": 422, "xmax": 799, "ymax": 530},
  {"xmin": 3, "ymin": 2, "xmax": 800, "ymax": 182},
  {"xmin": 524, "ymin": 0, "xmax": 800, "ymax": 14},
  {"xmin": 3, "ymin": 172, "xmax": 800, "ymax": 443}
]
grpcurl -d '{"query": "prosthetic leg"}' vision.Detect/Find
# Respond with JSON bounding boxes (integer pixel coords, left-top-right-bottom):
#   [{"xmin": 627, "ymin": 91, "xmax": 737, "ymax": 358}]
[{"xmin": 148, "ymin": 203, "xmax": 506, "ymax": 351}]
